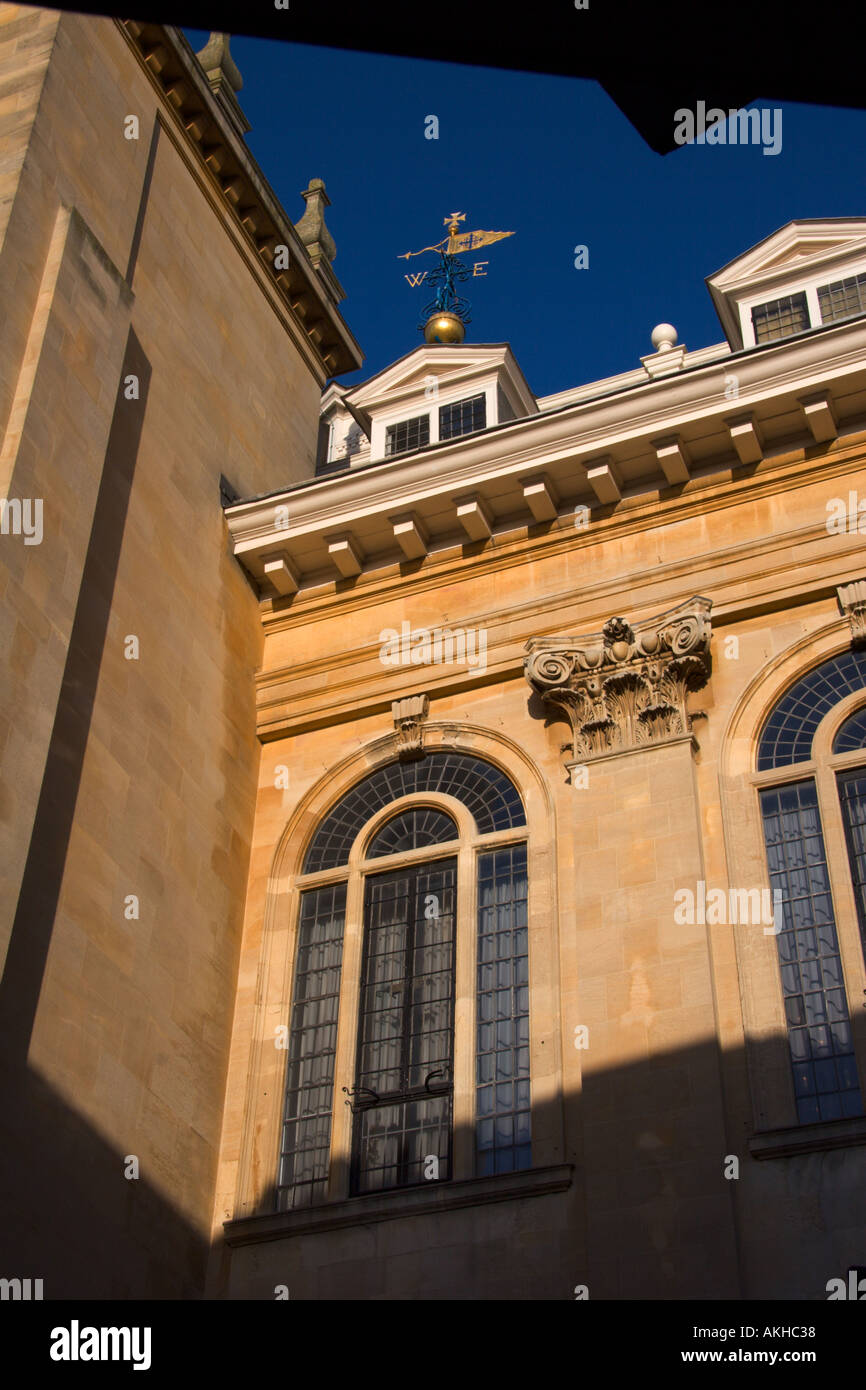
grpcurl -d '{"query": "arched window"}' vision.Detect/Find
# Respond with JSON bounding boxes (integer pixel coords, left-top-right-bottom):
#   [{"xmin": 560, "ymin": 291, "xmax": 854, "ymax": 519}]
[
  {"xmin": 757, "ymin": 651, "xmax": 866, "ymax": 770},
  {"xmin": 278, "ymin": 754, "xmax": 530, "ymax": 1210},
  {"xmin": 302, "ymin": 752, "xmax": 525, "ymax": 873},
  {"xmin": 756, "ymin": 655, "xmax": 866, "ymax": 1124}
]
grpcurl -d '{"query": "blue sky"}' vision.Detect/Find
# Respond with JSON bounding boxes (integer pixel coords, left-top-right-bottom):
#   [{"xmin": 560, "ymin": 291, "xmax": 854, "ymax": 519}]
[{"xmin": 185, "ymin": 30, "xmax": 866, "ymax": 398}]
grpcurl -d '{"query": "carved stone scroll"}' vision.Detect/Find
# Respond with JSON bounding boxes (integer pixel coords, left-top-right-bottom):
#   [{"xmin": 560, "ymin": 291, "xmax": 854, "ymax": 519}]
[{"xmin": 524, "ymin": 597, "xmax": 712, "ymax": 761}]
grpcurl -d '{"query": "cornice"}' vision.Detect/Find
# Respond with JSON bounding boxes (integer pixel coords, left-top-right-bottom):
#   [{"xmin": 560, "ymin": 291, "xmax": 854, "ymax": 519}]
[
  {"xmin": 227, "ymin": 317, "xmax": 866, "ymax": 586},
  {"xmin": 117, "ymin": 20, "xmax": 363, "ymax": 379},
  {"xmin": 148, "ymin": 110, "xmax": 330, "ymax": 385},
  {"xmin": 255, "ymin": 425, "xmax": 866, "ymax": 634}
]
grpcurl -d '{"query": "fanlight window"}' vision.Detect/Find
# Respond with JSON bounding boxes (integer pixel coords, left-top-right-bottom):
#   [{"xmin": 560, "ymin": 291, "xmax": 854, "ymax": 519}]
[
  {"xmin": 367, "ymin": 807, "xmax": 458, "ymax": 859},
  {"xmin": 278, "ymin": 754, "xmax": 530, "ymax": 1211},
  {"xmin": 303, "ymin": 752, "xmax": 526, "ymax": 873},
  {"xmin": 833, "ymin": 707, "xmax": 866, "ymax": 755},
  {"xmin": 757, "ymin": 653, "xmax": 866, "ymax": 1124},
  {"xmin": 757, "ymin": 651, "xmax": 866, "ymax": 769}
]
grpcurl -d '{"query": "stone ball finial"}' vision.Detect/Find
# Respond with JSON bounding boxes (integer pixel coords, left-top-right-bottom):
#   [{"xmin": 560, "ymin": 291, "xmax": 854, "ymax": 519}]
[{"xmin": 651, "ymin": 323, "xmax": 678, "ymax": 352}]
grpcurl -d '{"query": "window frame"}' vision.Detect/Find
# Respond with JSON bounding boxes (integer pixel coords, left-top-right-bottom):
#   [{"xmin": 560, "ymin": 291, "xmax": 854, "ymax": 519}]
[
  {"xmin": 816, "ymin": 272, "xmax": 866, "ymax": 327},
  {"xmin": 438, "ymin": 392, "xmax": 487, "ymax": 441},
  {"xmin": 383, "ymin": 413, "xmax": 430, "ymax": 458},
  {"xmin": 750, "ymin": 290, "xmax": 810, "ymax": 345},
  {"xmin": 229, "ymin": 731, "xmax": 561, "ymax": 1227},
  {"xmin": 284, "ymin": 791, "xmax": 530, "ymax": 1205},
  {"xmin": 746, "ymin": 683, "xmax": 866, "ymax": 1129},
  {"xmin": 349, "ymin": 853, "xmax": 459, "ymax": 1196}
]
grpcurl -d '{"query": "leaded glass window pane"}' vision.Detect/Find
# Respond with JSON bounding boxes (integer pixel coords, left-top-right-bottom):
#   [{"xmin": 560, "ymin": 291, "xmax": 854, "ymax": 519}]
[
  {"xmin": 757, "ymin": 652, "xmax": 866, "ymax": 770},
  {"xmin": 384, "ymin": 414, "xmax": 429, "ymax": 457},
  {"xmin": 832, "ymin": 706, "xmax": 866, "ymax": 756},
  {"xmin": 476, "ymin": 844, "xmax": 531, "ymax": 1174},
  {"xmin": 304, "ymin": 754, "xmax": 526, "ymax": 872},
  {"xmin": 351, "ymin": 860, "xmax": 456, "ymax": 1194},
  {"xmin": 367, "ymin": 807, "xmax": 458, "ymax": 859},
  {"xmin": 760, "ymin": 781, "xmax": 863, "ymax": 1123},
  {"xmin": 818, "ymin": 273, "xmax": 866, "ymax": 326},
  {"xmin": 751, "ymin": 292, "xmax": 809, "ymax": 344},
  {"xmin": 277, "ymin": 882, "xmax": 347, "ymax": 1210},
  {"xmin": 439, "ymin": 394, "xmax": 486, "ymax": 440}
]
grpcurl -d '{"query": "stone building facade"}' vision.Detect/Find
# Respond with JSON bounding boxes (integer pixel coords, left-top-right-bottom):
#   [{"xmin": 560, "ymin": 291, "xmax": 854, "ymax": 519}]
[
  {"xmin": 218, "ymin": 220, "xmax": 866, "ymax": 1300},
  {"xmin": 2, "ymin": 3, "xmax": 866, "ymax": 1302}
]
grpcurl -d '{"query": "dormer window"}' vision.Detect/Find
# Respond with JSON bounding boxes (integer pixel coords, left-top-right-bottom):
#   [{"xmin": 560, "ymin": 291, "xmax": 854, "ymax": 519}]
[
  {"xmin": 751, "ymin": 291, "xmax": 810, "ymax": 344},
  {"xmin": 439, "ymin": 394, "xmax": 486, "ymax": 441},
  {"xmin": 817, "ymin": 273, "xmax": 866, "ymax": 326},
  {"xmin": 385, "ymin": 414, "xmax": 430, "ymax": 458}
]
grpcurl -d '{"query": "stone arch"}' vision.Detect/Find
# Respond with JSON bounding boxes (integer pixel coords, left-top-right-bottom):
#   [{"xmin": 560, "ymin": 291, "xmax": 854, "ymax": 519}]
[{"xmin": 232, "ymin": 722, "xmax": 560, "ymax": 1216}]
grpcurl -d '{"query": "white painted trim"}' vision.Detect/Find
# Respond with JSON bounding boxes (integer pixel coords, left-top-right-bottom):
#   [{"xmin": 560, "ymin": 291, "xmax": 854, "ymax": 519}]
[{"xmin": 738, "ymin": 258, "xmax": 866, "ymax": 348}]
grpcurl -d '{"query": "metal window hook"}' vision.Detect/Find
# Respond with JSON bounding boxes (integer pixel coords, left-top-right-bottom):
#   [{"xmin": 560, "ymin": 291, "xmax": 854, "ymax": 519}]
[{"xmin": 342, "ymin": 1085, "xmax": 379, "ymax": 1112}]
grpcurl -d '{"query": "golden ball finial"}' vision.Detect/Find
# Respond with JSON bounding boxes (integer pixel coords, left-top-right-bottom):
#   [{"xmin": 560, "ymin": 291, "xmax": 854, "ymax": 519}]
[{"xmin": 424, "ymin": 311, "xmax": 465, "ymax": 344}]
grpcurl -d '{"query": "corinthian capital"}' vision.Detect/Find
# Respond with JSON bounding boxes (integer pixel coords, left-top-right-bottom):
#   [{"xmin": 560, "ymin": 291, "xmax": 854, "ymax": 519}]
[
  {"xmin": 837, "ymin": 579, "xmax": 866, "ymax": 649},
  {"xmin": 524, "ymin": 597, "xmax": 712, "ymax": 760}
]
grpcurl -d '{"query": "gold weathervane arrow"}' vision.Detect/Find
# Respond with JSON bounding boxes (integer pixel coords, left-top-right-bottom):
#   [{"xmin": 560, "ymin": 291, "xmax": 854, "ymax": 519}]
[{"xmin": 398, "ymin": 211, "xmax": 515, "ymax": 260}]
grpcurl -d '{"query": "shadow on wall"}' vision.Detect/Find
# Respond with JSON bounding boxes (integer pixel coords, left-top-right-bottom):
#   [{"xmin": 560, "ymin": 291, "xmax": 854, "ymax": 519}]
[
  {"xmin": 0, "ymin": 1064, "xmax": 207, "ymax": 1299},
  {"xmin": 0, "ymin": 327, "xmax": 192, "ymax": 1297},
  {"xmin": 213, "ymin": 1025, "xmax": 866, "ymax": 1301},
  {"xmin": 0, "ymin": 1029, "xmax": 865, "ymax": 1298}
]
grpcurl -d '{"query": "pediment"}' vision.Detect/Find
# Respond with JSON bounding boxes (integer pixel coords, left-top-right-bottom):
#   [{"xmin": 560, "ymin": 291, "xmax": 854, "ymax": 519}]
[
  {"xmin": 758, "ymin": 238, "xmax": 851, "ymax": 273},
  {"xmin": 399, "ymin": 362, "xmax": 469, "ymax": 387},
  {"xmin": 708, "ymin": 219, "xmax": 866, "ymax": 293},
  {"xmin": 347, "ymin": 344, "xmax": 511, "ymax": 411}
]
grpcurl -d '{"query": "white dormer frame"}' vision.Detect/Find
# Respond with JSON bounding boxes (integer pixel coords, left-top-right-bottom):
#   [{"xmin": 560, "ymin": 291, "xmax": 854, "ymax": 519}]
[
  {"xmin": 374, "ymin": 383, "xmax": 496, "ymax": 460},
  {"xmin": 332, "ymin": 343, "xmax": 537, "ymax": 465},
  {"xmin": 739, "ymin": 262, "xmax": 866, "ymax": 350},
  {"xmin": 707, "ymin": 219, "xmax": 866, "ymax": 350},
  {"xmin": 373, "ymin": 401, "xmax": 432, "ymax": 462}
]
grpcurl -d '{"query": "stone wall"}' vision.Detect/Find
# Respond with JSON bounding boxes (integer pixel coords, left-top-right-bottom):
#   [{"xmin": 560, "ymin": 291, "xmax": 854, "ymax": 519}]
[{"xmin": 0, "ymin": 7, "xmax": 336, "ymax": 1297}]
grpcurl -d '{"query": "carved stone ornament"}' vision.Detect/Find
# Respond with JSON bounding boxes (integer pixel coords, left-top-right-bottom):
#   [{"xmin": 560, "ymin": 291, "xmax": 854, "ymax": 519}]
[
  {"xmin": 837, "ymin": 579, "xmax": 866, "ymax": 649},
  {"xmin": 392, "ymin": 694, "xmax": 430, "ymax": 760},
  {"xmin": 524, "ymin": 597, "xmax": 712, "ymax": 761}
]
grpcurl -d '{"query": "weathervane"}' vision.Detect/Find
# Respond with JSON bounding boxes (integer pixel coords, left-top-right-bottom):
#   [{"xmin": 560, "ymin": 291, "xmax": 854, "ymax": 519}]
[{"xmin": 398, "ymin": 212, "xmax": 515, "ymax": 343}]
